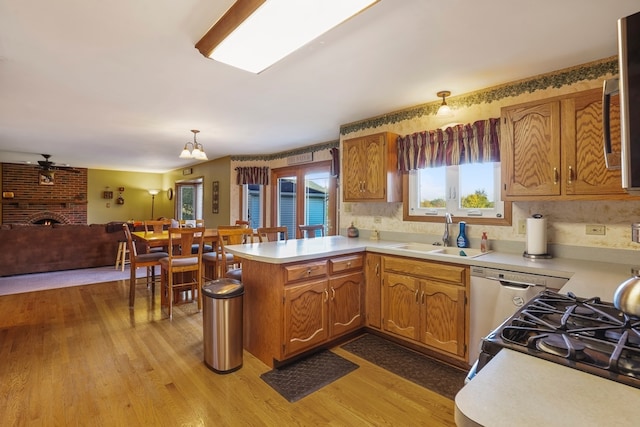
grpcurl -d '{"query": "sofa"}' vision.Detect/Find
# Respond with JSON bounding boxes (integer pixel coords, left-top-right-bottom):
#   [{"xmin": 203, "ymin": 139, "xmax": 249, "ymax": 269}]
[{"xmin": 0, "ymin": 223, "xmax": 127, "ymax": 277}]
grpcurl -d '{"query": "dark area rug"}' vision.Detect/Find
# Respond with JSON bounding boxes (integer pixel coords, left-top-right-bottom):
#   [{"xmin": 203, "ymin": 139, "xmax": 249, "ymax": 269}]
[
  {"xmin": 260, "ymin": 350, "xmax": 359, "ymax": 403},
  {"xmin": 342, "ymin": 334, "xmax": 467, "ymax": 400}
]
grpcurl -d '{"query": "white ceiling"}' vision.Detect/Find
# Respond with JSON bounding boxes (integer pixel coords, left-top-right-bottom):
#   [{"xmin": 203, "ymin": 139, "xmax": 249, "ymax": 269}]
[{"xmin": 0, "ymin": 0, "xmax": 638, "ymax": 173}]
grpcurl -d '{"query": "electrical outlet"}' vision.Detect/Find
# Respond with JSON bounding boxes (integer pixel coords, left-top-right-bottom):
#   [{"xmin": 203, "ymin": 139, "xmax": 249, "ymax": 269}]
[
  {"xmin": 518, "ymin": 219, "xmax": 526, "ymax": 234},
  {"xmin": 586, "ymin": 224, "xmax": 606, "ymax": 235},
  {"xmin": 374, "ymin": 216, "xmax": 382, "ymax": 224}
]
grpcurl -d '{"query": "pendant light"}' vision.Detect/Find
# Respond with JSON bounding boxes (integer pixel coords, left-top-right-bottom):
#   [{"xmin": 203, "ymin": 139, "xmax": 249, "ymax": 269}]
[
  {"xmin": 179, "ymin": 130, "xmax": 209, "ymax": 161},
  {"xmin": 436, "ymin": 91, "xmax": 453, "ymax": 117}
]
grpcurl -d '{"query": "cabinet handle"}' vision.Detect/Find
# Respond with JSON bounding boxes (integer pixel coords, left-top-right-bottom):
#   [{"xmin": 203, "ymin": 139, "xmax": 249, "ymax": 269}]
[
  {"xmin": 324, "ymin": 289, "xmax": 329, "ymax": 302},
  {"xmin": 568, "ymin": 166, "xmax": 574, "ymax": 184},
  {"xmin": 306, "ymin": 269, "xmax": 312, "ymax": 275},
  {"xmin": 347, "ymin": 261, "xmax": 352, "ymax": 267},
  {"xmin": 553, "ymin": 167, "xmax": 558, "ymax": 185},
  {"xmin": 375, "ymin": 263, "xmax": 379, "ymax": 276},
  {"xmin": 415, "ymin": 289, "xmax": 419, "ymax": 304},
  {"xmin": 331, "ymin": 287, "xmax": 335, "ymax": 300},
  {"xmin": 421, "ymin": 291, "xmax": 425, "ymax": 305}
]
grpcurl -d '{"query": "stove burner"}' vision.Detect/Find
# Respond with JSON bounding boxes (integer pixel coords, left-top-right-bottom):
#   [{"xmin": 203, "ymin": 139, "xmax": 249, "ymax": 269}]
[
  {"xmin": 477, "ymin": 290, "xmax": 640, "ymax": 390},
  {"xmin": 537, "ymin": 334, "xmax": 586, "ymax": 359}
]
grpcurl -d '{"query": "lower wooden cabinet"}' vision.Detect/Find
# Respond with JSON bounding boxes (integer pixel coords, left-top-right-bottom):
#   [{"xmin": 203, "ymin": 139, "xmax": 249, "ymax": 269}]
[
  {"xmin": 364, "ymin": 253, "xmax": 382, "ymax": 329},
  {"xmin": 242, "ymin": 253, "xmax": 364, "ymax": 367},
  {"xmin": 381, "ymin": 256, "xmax": 469, "ymax": 362}
]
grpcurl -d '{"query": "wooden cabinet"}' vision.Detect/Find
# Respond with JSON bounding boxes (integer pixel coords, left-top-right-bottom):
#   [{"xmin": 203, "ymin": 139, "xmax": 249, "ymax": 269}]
[
  {"xmin": 501, "ymin": 88, "xmax": 630, "ymax": 200},
  {"xmin": 343, "ymin": 132, "xmax": 401, "ymax": 202},
  {"xmin": 364, "ymin": 253, "xmax": 382, "ymax": 329},
  {"xmin": 242, "ymin": 253, "xmax": 364, "ymax": 367},
  {"xmin": 381, "ymin": 256, "xmax": 468, "ymax": 362}
]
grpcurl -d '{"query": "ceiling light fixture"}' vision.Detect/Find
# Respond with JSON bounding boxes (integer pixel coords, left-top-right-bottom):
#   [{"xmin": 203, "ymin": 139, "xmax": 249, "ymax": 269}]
[
  {"xmin": 195, "ymin": 0, "xmax": 379, "ymax": 73},
  {"xmin": 436, "ymin": 91, "xmax": 454, "ymax": 117},
  {"xmin": 179, "ymin": 130, "xmax": 208, "ymax": 161}
]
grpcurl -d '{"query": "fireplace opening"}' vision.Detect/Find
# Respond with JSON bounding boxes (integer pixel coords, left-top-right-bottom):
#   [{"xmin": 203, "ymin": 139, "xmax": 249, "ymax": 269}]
[
  {"xmin": 25, "ymin": 211, "xmax": 72, "ymax": 225},
  {"xmin": 32, "ymin": 219, "xmax": 61, "ymax": 225}
]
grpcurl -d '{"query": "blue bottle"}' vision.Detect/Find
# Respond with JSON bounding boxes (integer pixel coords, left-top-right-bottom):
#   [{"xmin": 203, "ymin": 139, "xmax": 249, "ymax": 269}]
[{"xmin": 457, "ymin": 221, "xmax": 469, "ymax": 248}]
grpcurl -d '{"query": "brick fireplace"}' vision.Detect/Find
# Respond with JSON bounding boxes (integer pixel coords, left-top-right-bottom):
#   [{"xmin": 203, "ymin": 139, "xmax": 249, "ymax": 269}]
[{"xmin": 2, "ymin": 163, "xmax": 88, "ymax": 224}]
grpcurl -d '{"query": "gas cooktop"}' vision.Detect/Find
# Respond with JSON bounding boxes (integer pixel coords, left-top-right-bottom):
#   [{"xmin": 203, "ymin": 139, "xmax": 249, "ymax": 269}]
[{"xmin": 477, "ymin": 290, "xmax": 640, "ymax": 389}]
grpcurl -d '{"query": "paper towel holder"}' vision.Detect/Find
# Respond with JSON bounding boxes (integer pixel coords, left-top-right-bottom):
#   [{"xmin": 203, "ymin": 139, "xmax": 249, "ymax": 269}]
[{"xmin": 523, "ymin": 214, "xmax": 552, "ymax": 259}]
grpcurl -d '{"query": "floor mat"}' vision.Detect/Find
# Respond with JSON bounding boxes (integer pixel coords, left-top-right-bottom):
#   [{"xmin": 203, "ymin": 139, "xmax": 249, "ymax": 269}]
[
  {"xmin": 260, "ymin": 350, "xmax": 359, "ymax": 403},
  {"xmin": 342, "ymin": 334, "xmax": 467, "ymax": 400}
]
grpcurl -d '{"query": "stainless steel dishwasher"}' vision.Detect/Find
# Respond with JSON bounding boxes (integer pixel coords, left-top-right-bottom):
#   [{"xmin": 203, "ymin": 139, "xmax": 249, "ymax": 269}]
[{"xmin": 468, "ymin": 265, "xmax": 569, "ymax": 366}]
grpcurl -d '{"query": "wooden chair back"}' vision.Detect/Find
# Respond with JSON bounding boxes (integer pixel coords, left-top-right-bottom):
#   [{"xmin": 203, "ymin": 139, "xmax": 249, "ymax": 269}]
[
  {"xmin": 257, "ymin": 226, "xmax": 288, "ymax": 243},
  {"xmin": 235, "ymin": 220, "xmax": 250, "ymax": 228},
  {"xmin": 167, "ymin": 227, "xmax": 205, "ymax": 259},
  {"xmin": 216, "ymin": 227, "xmax": 256, "ymax": 277},
  {"xmin": 298, "ymin": 224, "xmax": 325, "ymax": 239},
  {"xmin": 144, "ymin": 219, "xmax": 170, "ymax": 234}
]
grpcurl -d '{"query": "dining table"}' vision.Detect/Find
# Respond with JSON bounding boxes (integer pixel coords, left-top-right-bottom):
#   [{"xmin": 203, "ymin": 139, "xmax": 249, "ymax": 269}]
[{"xmin": 132, "ymin": 228, "xmax": 219, "ymax": 253}]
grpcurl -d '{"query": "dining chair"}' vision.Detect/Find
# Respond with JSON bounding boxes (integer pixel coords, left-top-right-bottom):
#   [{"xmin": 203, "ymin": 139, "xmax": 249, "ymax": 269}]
[
  {"xmin": 144, "ymin": 219, "xmax": 171, "ymax": 253},
  {"xmin": 298, "ymin": 224, "xmax": 325, "ymax": 239},
  {"xmin": 158, "ymin": 227, "xmax": 205, "ymax": 319},
  {"xmin": 123, "ymin": 223, "xmax": 169, "ymax": 307},
  {"xmin": 257, "ymin": 226, "xmax": 288, "ymax": 243},
  {"xmin": 202, "ymin": 224, "xmax": 246, "ymax": 278},
  {"xmin": 216, "ymin": 227, "xmax": 256, "ymax": 280},
  {"xmin": 234, "ymin": 220, "xmax": 250, "ymax": 228}
]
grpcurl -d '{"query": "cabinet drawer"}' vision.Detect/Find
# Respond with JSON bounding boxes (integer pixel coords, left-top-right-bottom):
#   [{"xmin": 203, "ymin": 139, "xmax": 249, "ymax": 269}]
[
  {"xmin": 284, "ymin": 260, "xmax": 328, "ymax": 283},
  {"xmin": 330, "ymin": 254, "xmax": 364, "ymax": 274},
  {"xmin": 383, "ymin": 256, "xmax": 466, "ymax": 285}
]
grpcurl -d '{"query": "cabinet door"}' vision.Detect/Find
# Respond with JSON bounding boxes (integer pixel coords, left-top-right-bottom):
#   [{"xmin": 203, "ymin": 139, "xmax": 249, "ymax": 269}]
[
  {"xmin": 382, "ymin": 272, "xmax": 420, "ymax": 341},
  {"xmin": 365, "ymin": 253, "xmax": 382, "ymax": 329},
  {"xmin": 329, "ymin": 271, "xmax": 363, "ymax": 337},
  {"xmin": 343, "ymin": 132, "xmax": 401, "ymax": 202},
  {"xmin": 501, "ymin": 101, "xmax": 562, "ymax": 197},
  {"xmin": 283, "ymin": 278, "xmax": 329, "ymax": 356},
  {"xmin": 343, "ymin": 139, "xmax": 367, "ymax": 200},
  {"xmin": 421, "ymin": 280, "xmax": 466, "ymax": 358},
  {"xmin": 563, "ymin": 89, "xmax": 626, "ymax": 195}
]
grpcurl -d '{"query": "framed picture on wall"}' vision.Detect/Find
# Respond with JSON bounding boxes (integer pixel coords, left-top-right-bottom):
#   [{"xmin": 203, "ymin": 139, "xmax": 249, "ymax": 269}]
[
  {"xmin": 39, "ymin": 172, "xmax": 54, "ymax": 186},
  {"xmin": 212, "ymin": 181, "xmax": 219, "ymax": 214}
]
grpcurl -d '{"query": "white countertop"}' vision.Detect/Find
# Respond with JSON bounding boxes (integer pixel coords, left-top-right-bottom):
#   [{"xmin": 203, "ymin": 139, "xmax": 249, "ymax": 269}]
[
  {"xmin": 455, "ymin": 350, "xmax": 640, "ymax": 427},
  {"xmin": 226, "ymin": 235, "xmax": 635, "ymax": 302}
]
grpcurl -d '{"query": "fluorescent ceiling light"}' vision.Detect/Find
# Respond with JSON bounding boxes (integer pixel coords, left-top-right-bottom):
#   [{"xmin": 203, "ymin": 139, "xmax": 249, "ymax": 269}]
[{"xmin": 196, "ymin": 0, "xmax": 379, "ymax": 73}]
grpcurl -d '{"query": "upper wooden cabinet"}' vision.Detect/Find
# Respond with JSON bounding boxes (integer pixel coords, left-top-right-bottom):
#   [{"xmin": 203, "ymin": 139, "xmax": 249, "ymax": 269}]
[
  {"xmin": 343, "ymin": 132, "xmax": 401, "ymax": 202},
  {"xmin": 501, "ymin": 88, "xmax": 631, "ymax": 200}
]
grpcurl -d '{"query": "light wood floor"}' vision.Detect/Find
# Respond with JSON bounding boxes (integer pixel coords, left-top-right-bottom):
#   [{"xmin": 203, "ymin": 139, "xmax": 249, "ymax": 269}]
[{"xmin": 0, "ymin": 278, "xmax": 457, "ymax": 426}]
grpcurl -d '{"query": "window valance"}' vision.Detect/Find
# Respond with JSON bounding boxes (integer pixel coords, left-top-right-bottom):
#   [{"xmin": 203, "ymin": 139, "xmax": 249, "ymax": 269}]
[
  {"xmin": 397, "ymin": 118, "xmax": 500, "ymax": 172},
  {"xmin": 235, "ymin": 166, "xmax": 269, "ymax": 185}
]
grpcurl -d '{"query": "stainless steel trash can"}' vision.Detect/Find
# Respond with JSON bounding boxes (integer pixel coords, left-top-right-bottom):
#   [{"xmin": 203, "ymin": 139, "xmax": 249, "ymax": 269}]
[{"xmin": 202, "ymin": 278, "xmax": 244, "ymax": 373}]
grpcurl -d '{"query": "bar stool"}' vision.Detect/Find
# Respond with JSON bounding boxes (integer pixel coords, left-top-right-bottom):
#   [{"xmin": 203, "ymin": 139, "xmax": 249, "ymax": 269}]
[{"xmin": 115, "ymin": 239, "xmax": 130, "ymax": 271}]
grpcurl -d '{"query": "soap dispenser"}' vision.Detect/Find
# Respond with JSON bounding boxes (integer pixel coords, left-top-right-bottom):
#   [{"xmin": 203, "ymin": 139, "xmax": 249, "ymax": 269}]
[{"xmin": 457, "ymin": 221, "xmax": 469, "ymax": 248}]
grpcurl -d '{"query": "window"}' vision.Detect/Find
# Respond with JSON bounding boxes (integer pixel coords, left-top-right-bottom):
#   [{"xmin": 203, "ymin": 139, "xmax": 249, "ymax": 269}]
[
  {"xmin": 399, "ymin": 118, "xmax": 511, "ymax": 226},
  {"xmin": 240, "ymin": 184, "xmax": 263, "ymax": 229},
  {"xmin": 270, "ymin": 161, "xmax": 336, "ymax": 238},
  {"xmin": 176, "ymin": 179, "xmax": 204, "ymax": 221},
  {"xmin": 405, "ymin": 162, "xmax": 510, "ymax": 225}
]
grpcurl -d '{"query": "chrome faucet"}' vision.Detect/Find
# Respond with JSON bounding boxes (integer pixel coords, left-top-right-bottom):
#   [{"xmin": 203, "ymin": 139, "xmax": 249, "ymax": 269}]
[{"xmin": 443, "ymin": 213, "xmax": 453, "ymax": 246}]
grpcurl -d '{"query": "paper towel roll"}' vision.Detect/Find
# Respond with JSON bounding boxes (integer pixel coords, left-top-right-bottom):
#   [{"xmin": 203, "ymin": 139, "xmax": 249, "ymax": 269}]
[{"xmin": 526, "ymin": 217, "xmax": 547, "ymax": 255}]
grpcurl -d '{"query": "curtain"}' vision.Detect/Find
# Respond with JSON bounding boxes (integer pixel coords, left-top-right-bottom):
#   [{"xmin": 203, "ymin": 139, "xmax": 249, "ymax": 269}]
[
  {"xmin": 397, "ymin": 118, "xmax": 500, "ymax": 171},
  {"xmin": 235, "ymin": 166, "xmax": 269, "ymax": 185},
  {"xmin": 329, "ymin": 147, "xmax": 340, "ymax": 177}
]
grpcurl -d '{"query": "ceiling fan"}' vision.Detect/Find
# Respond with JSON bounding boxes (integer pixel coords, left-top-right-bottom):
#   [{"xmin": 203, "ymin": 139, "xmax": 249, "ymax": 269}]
[{"xmin": 37, "ymin": 154, "xmax": 80, "ymax": 173}]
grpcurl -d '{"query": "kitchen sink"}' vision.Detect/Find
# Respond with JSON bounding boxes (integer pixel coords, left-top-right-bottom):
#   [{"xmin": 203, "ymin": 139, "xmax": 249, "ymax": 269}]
[{"xmin": 393, "ymin": 243, "xmax": 489, "ymax": 258}]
